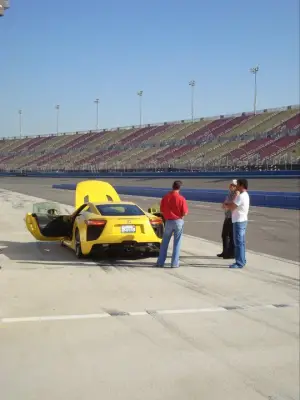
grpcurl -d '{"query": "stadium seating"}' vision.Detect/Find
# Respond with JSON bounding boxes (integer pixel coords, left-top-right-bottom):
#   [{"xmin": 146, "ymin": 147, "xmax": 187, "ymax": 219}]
[
  {"xmin": 258, "ymin": 136, "xmax": 300, "ymax": 160},
  {"xmin": 0, "ymin": 136, "xmax": 53, "ymax": 165},
  {"xmin": 278, "ymin": 141, "xmax": 300, "ymax": 161},
  {"xmin": 176, "ymin": 113, "xmax": 270, "ymax": 166},
  {"xmin": 211, "ymin": 109, "xmax": 300, "ymax": 165},
  {"xmin": 0, "ymin": 105, "xmax": 299, "ymax": 171},
  {"xmin": 195, "ymin": 110, "xmax": 284, "ymax": 165},
  {"xmin": 119, "ymin": 120, "xmax": 215, "ymax": 166}
]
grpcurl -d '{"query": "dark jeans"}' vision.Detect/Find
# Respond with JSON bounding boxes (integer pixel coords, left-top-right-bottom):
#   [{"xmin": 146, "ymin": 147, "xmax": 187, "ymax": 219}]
[{"xmin": 221, "ymin": 217, "xmax": 234, "ymax": 257}]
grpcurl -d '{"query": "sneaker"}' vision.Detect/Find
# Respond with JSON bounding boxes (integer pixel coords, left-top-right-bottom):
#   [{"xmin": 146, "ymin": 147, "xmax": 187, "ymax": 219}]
[
  {"xmin": 171, "ymin": 265, "xmax": 179, "ymax": 268},
  {"xmin": 229, "ymin": 263, "xmax": 243, "ymax": 269},
  {"xmin": 217, "ymin": 253, "xmax": 224, "ymax": 257},
  {"xmin": 155, "ymin": 264, "xmax": 164, "ymax": 268}
]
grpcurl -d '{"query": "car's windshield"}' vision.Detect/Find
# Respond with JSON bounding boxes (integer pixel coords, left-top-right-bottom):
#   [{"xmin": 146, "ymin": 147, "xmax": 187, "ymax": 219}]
[{"xmin": 96, "ymin": 204, "xmax": 145, "ymax": 216}]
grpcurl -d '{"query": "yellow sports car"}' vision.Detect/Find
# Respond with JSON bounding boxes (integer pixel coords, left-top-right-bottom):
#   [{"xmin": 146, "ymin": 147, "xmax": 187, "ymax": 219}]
[{"xmin": 25, "ymin": 180, "xmax": 164, "ymax": 258}]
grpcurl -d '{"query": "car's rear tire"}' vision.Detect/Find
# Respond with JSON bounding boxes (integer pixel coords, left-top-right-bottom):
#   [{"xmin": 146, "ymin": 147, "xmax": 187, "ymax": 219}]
[
  {"xmin": 75, "ymin": 229, "xmax": 84, "ymax": 259},
  {"xmin": 144, "ymin": 250, "xmax": 159, "ymax": 258},
  {"xmin": 152, "ymin": 251, "xmax": 160, "ymax": 258}
]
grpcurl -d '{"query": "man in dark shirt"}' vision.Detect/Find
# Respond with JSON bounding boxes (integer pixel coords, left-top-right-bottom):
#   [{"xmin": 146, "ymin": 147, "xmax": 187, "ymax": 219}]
[
  {"xmin": 217, "ymin": 179, "xmax": 237, "ymax": 259},
  {"xmin": 156, "ymin": 180, "xmax": 188, "ymax": 268}
]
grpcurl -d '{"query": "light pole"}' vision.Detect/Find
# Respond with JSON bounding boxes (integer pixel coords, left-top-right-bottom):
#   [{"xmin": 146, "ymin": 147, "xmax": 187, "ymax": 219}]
[
  {"xmin": 55, "ymin": 104, "xmax": 60, "ymax": 134},
  {"xmin": 189, "ymin": 80, "xmax": 196, "ymax": 122},
  {"xmin": 137, "ymin": 90, "xmax": 143, "ymax": 127},
  {"xmin": 94, "ymin": 98, "xmax": 99, "ymax": 130},
  {"xmin": 18, "ymin": 109, "xmax": 23, "ymax": 138},
  {"xmin": 250, "ymin": 66, "xmax": 259, "ymax": 115}
]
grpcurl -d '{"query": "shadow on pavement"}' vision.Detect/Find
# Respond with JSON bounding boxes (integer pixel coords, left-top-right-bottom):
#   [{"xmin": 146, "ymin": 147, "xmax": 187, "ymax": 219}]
[
  {"xmin": 0, "ymin": 241, "xmax": 75, "ymax": 262},
  {"xmin": 14, "ymin": 260, "xmax": 227, "ymax": 270},
  {"xmin": 0, "ymin": 241, "xmax": 225, "ymax": 261}
]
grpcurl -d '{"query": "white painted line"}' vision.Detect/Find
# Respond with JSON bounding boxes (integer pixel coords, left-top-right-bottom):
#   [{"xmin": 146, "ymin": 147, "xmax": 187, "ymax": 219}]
[
  {"xmin": 290, "ymin": 303, "xmax": 300, "ymax": 308},
  {"xmin": 1, "ymin": 304, "xmax": 297, "ymax": 324},
  {"xmin": 2, "ymin": 313, "xmax": 111, "ymax": 324},
  {"xmin": 128, "ymin": 311, "xmax": 148, "ymax": 316},
  {"xmin": 241, "ymin": 304, "xmax": 276, "ymax": 311},
  {"xmin": 262, "ymin": 304, "xmax": 277, "ymax": 309},
  {"xmin": 155, "ymin": 307, "xmax": 227, "ymax": 315}
]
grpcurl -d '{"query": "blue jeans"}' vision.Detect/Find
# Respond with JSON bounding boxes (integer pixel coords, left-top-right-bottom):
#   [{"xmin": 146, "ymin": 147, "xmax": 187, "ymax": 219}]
[
  {"xmin": 157, "ymin": 219, "xmax": 184, "ymax": 267},
  {"xmin": 233, "ymin": 221, "xmax": 248, "ymax": 267}
]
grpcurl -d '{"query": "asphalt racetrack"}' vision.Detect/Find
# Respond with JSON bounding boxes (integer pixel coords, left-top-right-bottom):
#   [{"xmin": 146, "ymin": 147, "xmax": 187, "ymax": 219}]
[
  {"xmin": 0, "ymin": 177, "xmax": 299, "ymax": 400},
  {"xmin": 0, "ymin": 177, "xmax": 299, "ymax": 261}
]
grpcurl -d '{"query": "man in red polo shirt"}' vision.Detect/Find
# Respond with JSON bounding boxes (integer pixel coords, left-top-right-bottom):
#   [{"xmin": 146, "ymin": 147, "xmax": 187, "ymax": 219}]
[{"xmin": 156, "ymin": 180, "xmax": 188, "ymax": 268}]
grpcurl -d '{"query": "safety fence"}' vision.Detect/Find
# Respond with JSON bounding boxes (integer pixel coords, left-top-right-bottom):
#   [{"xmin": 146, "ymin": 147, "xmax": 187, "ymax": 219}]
[{"xmin": 1, "ymin": 170, "xmax": 300, "ymax": 178}]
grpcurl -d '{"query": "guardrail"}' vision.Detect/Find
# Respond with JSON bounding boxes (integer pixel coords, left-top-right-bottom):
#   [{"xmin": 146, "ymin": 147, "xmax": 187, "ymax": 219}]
[
  {"xmin": 52, "ymin": 183, "xmax": 300, "ymax": 210},
  {"xmin": 1, "ymin": 170, "xmax": 300, "ymax": 178}
]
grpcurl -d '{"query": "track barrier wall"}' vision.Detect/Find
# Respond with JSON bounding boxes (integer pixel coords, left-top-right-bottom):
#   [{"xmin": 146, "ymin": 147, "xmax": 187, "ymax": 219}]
[{"xmin": 52, "ymin": 183, "xmax": 300, "ymax": 210}]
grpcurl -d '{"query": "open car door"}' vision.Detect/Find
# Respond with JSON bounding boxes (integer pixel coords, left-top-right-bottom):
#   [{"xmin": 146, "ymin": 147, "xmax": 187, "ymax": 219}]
[
  {"xmin": 25, "ymin": 180, "xmax": 121, "ymax": 241},
  {"xmin": 75, "ymin": 180, "xmax": 120, "ymax": 209},
  {"xmin": 25, "ymin": 201, "xmax": 75, "ymax": 241}
]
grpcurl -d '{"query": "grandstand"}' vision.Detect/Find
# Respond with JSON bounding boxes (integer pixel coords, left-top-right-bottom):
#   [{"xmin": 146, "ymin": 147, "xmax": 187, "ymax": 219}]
[{"xmin": 0, "ymin": 105, "xmax": 299, "ymax": 172}]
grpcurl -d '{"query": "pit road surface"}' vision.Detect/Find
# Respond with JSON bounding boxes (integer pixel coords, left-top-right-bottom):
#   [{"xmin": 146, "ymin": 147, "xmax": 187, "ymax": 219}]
[
  {"xmin": 0, "ymin": 177, "xmax": 299, "ymax": 261},
  {"xmin": 0, "ymin": 184, "xmax": 299, "ymax": 400}
]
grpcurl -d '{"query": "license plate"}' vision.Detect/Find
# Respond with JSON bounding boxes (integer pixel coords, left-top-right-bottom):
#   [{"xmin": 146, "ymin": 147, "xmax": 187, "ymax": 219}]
[{"xmin": 121, "ymin": 225, "xmax": 136, "ymax": 233}]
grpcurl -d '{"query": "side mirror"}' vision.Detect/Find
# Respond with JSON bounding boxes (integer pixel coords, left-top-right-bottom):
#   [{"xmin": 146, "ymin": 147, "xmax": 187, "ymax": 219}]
[{"xmin": 148, "ymin": 207, "xmax": 159, "ymax": 214}]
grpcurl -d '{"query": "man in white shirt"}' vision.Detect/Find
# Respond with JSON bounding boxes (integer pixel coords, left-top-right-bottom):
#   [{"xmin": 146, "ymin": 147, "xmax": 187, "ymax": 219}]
[{"xmin": 224, "ymin": 178, "xmax": 250, "ymax": 269}]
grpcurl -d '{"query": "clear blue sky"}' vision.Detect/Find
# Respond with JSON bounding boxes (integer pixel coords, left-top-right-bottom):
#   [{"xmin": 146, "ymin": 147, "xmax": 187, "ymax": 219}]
[{"xmin": 1, "ymin": 0, "xmax": 299, "ymax": 137}]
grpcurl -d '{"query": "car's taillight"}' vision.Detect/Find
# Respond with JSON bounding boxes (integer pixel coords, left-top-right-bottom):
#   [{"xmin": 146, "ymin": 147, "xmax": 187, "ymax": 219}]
[
  {"xmin": 150, "ymin": 218, "xmax": 163, "ymax": 238},
  {"xmin": 85, "ymin": 219, "xmax": 107, "ymax": 226},
  {"xmin": 150, "ymin": 218, "xmax": 162, "ymax": 226}
]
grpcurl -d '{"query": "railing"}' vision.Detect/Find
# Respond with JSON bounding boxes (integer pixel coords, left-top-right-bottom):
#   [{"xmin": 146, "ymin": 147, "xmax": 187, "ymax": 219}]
[{"xmin": 1, "ymin": 159, "xmax": 299, "ymax": 174}]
